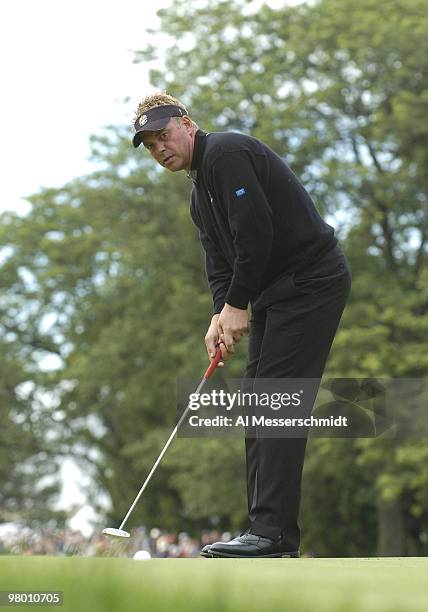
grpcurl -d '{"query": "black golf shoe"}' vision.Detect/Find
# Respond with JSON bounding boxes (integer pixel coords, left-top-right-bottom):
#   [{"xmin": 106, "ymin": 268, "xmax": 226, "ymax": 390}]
[
  {"xmin": 208, "ymin": 532, "xmax": 300, "ymax": 558},
  {"xmin": 200, "ymin": 544, "xmax": 213, "ymax": 558}
]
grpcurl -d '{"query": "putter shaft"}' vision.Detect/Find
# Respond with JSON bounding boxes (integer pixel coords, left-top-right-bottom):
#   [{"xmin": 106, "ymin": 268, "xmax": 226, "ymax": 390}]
[{"xmin": 118, "ymin": 349, "xmax": 222, "ymax": 532}]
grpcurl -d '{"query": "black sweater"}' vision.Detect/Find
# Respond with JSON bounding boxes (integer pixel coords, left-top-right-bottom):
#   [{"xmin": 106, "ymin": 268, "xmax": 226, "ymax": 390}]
[{"xmin": 189, "ymin": 129, "xmax": 337, "ymax": 314}]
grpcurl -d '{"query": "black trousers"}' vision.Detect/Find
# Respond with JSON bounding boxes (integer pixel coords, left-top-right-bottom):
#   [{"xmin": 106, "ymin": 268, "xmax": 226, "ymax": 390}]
[{"xmin": 243, "ymin": 244, "xmax": 352, "ymax": 549}]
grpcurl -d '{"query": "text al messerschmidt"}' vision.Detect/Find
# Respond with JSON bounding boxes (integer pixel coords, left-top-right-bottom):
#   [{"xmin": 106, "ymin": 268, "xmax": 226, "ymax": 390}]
[{"xmin": 188, "ymin": 415, "xmax": 349, "ymax": 428}]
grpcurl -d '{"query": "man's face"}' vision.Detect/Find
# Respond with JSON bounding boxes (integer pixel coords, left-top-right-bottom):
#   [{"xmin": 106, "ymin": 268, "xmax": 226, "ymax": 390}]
[{"xmin": 141, "ymin": 116, "xmax": 195, "ymax": 172}]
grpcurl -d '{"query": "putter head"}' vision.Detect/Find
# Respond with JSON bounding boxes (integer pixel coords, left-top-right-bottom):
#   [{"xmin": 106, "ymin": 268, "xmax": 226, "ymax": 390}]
[{"xmin": 102, "ymin": 528, "xmax": 130, "ymax": 538}]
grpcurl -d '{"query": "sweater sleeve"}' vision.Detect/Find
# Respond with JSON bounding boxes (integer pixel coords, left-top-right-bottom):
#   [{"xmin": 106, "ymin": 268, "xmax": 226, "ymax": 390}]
[
  {"xmin": 200, "ymin": 228, "xmax": 234, "ymax": 315},
  {"xmin": 209, "ymin": 150, "xmax": 273, "ymax": 309},
  {"xmin": 190, "ymin": 190, "xmax": 233, "ymax": 315}
]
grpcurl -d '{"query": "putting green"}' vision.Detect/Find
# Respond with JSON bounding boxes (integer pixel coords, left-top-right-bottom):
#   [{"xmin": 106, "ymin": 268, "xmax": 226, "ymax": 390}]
[{"xmin": 1, "ymin": 556, "xmax": 427, "ymax": 611}]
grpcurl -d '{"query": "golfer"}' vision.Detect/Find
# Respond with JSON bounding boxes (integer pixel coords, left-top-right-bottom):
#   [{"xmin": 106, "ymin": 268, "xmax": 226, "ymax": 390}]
[{"xmin": 132, "ymin": 92, "xmax": 351, "ymax": 558}]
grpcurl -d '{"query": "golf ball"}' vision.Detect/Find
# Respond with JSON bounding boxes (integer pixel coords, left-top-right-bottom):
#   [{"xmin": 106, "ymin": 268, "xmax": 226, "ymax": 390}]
[{"xmin": 133, "ymin": 550, "xmax": 151, "ymax": 560}]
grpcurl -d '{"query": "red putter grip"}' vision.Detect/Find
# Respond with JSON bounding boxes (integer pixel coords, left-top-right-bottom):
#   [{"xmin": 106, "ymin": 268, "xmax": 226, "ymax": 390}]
[{"xmin": 204, "ymin": 347, "xmax": 222, "ymax": 380}]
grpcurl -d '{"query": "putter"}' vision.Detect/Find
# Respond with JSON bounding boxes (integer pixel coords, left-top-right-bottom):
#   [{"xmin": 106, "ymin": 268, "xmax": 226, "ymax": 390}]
[{"xmin": 103, "ymin": 347, "xmax": 223, "ymax": 538}]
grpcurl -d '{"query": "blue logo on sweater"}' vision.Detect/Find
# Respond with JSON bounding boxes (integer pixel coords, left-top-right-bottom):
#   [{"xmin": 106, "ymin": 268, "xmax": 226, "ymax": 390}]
[{"xmin": 235, "ymin": 187, "xmax": 246, "ymax": 197}]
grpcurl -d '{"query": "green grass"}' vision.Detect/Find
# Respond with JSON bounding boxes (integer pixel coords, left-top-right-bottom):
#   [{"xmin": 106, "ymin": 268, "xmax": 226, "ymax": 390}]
[{"xmin": 0, "ymin": 556, "xmax": 427, "ymax": 611}]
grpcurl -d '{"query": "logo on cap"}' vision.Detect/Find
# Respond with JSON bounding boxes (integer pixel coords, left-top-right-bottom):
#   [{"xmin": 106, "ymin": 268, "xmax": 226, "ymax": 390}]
[{"xmin": 139, "ymin": 115, "xmax": 148, "ymax": 126}]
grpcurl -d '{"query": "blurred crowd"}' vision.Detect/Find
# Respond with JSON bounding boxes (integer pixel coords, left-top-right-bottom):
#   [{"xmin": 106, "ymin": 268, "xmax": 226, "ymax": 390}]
[{"xmin": 0, "ymin": 526, "xmax": 232, "ymax": 559}]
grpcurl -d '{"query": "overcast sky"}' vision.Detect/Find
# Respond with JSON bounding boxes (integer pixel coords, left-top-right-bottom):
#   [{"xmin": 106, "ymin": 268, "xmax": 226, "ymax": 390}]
[{"xmin": 0, "ymin": 0, "xmax": 174, "ymax": 217}]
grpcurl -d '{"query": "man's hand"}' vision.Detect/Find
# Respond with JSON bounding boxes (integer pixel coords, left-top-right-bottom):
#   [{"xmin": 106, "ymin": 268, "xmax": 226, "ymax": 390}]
[
  {"xmin": 205, "ymin": 314, "xmax": 224, "ymax": 366},
  {"xmin": 217, "ymin": 303, "xmax": 248, "ymax": 361}
]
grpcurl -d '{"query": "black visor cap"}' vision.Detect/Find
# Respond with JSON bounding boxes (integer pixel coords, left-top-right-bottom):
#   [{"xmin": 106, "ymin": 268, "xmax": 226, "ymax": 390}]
[{"xmin": 133, "ymin": 104, "xmax": 187, "ymax": 148}]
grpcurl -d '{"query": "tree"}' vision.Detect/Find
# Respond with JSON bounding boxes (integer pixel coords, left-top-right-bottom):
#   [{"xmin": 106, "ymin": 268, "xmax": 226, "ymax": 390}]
[
  {"xmin": 0, "ymin": 243, "xmax": 65, "ymax": 527},
  {"xmin": 0, "ymin": 125, "xmax": 248, "ymax": 533}
]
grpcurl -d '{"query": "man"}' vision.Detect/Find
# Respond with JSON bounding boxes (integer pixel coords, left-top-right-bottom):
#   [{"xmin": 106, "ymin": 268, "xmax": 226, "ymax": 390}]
[{"xmin": 133, "ymin": 92, "xmax": 352, "ymax": 558}]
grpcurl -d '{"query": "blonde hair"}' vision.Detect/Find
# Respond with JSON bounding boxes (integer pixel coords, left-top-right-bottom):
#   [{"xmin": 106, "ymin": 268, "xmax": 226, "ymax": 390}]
[
  {"xmin": 134, "ymin": 92, "xmax": 187, "ymax": 121},
  {"xmin": 133, "ymin": 92, "xmax": 198, "ymax": 129}
]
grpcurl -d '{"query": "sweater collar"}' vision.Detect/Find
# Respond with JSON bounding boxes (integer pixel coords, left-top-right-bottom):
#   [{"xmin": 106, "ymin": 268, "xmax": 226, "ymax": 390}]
[{"xmin": 188, "ymin": 129, "xmax": 209, "ymax": 182}]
